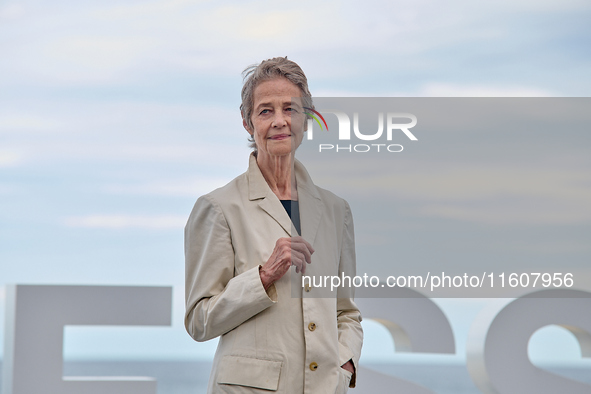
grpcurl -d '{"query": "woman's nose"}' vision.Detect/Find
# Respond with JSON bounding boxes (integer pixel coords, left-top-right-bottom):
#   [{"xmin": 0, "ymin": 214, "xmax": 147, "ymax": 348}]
[{"xmin": 272, "ymin": 112, "xmax": 288, "ymax": 127}]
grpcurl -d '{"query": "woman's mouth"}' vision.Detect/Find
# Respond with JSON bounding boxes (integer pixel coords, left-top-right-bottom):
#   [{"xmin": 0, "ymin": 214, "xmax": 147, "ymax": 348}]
[{"xmin": 269, "ymin": 134, "xmax": 290, "ymax": 140}]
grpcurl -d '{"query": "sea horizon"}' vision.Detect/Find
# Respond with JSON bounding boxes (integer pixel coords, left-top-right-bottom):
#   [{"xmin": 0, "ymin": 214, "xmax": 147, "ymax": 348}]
[{"xmin": 2, "ymin": 359, "xmax": 590, "ymax": 394}]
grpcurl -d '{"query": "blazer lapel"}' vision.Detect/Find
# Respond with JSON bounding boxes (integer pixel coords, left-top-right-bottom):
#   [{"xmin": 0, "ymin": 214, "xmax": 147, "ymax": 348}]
[
  {"xmin": 294, "ymin": 159, "xmax": 323, "ymax": 247},
  {"xmin": 258, "ymin": 197, "xmax": 293, "ymax": 236},
  {"xmin": 247, "ymin": 153, "xmax": 324, "ymax": 242},
  {"xmin": 247, "ymin": 154, "xmax": 293, "ymax": 237}
]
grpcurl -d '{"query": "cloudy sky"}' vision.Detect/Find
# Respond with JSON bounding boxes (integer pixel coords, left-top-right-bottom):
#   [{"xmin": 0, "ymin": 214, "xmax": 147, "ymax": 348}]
[{"xmin": 1, "ymin": 0, "xmax": 590, "ymax": 376}]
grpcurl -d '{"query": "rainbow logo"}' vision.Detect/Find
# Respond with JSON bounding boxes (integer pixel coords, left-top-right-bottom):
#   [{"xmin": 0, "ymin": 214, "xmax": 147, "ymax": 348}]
[{"xmin": 304, "ymin": 107, "xmax": 329, "ymax": 131}]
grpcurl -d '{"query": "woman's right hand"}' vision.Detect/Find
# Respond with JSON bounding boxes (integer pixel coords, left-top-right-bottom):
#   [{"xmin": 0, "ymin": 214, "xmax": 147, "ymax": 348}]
[{"xmin": 259, "ymin": 236, "xmax": 314, "ymax": 290}]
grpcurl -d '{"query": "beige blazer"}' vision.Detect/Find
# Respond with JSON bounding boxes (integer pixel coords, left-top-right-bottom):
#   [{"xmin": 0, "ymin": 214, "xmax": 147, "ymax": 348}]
[{"xmin": 184, "ymin": 153, "xmax": 363, "ymax": 394}]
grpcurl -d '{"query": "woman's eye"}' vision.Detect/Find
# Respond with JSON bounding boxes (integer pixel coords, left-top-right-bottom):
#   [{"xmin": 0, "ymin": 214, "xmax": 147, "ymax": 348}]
[{"xmin": 260, "ymin": 109, "xmax": 270, "ymax": 114}]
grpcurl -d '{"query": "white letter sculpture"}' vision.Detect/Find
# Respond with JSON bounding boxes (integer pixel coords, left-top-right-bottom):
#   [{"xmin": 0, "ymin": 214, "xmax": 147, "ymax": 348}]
[
  {"xmin": 467, "ymin": 289, "xmax": 591, "ymax": 393},
  {"xmin": 355, "ymin": 287, "xmax": 455, "ymax": 393},
  {"xmin": 2, "ymin": 285, "xmax": 172, "ymax": 394}
]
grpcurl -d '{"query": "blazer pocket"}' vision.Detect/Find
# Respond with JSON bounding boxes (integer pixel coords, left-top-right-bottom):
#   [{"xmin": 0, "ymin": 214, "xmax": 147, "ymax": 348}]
[
  {"xmin": 217, "ymin": 355, "xmax": 283, "ymax": 391},
  {"xmin": 335, "ymin": 368, "xmax": 352, "ymax": 394}
]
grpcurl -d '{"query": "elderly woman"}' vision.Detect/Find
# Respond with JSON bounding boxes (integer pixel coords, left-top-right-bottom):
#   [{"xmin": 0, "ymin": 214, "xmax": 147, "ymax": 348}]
[{"xmin": 184, "ymin": 57, "xmax": 363, "ymax": 394}]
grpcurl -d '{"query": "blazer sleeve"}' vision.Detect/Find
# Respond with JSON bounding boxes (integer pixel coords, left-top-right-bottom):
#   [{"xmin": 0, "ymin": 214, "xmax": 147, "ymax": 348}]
[
  {"xmin": 184, "ymin": 194, "xmax": 276, "ymax": 342},
  {"xmin": 336, "ymin": 200, "xmax": 364, "ymax": 387}
]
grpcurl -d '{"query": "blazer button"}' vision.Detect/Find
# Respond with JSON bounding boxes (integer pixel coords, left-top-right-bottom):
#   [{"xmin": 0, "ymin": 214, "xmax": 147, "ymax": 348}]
[
  {"xmin": 309, "ymin": 362, "xmax": 318, "ymax": 371},
  {"xmin": 308, "ymin": 322, "xmax": 316, "ymax": 331}
]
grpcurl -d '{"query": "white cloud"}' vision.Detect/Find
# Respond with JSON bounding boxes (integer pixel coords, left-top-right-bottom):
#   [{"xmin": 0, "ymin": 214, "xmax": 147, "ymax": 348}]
[
  {"xmin": 0, "ymin": 112, "xmax": 62, "ymax": 132},
  {"xmin": 63, "ymin": 214, "xmax": 187, "ymax": 229},
  {"xmin": 36, "ymin": 143, "xmax": 249, "ymax": 167},
  {"xmin": 198, "ymin": 5, "xmax": 306, "ymax": 42},
  {"xmin": 0, "ymin": 184, "xmax": 16, "ymax": 194},
  {"xmin": 1, "ymin": 0, "xmax": 589, "ymax": 90},
  {"xmin": 0, "ymin": 3, "xmax": 25, "ymax": 20},
  {"xmin": 2, "ymin": 101, "xmax": 241, "ymax": 137},
  {"xmin": 103, "ymin": 177, "xmax": 231, "ymax": 197},
  {"xmin": 1, "ymin": 100, "xmax": 249, "ymax": 166},
  {"xmin": 418, "ymin": 202, "xmax": 590, "ymax": 225},
  {"xmin": 315, "ymin": 84, "xmax": 559, "ymax": 98},
  {"xmin": 473, "ymin": 0, "xmax": 589, "ymax": 12},
  {"xmin": 41, "ymin": 36, "xmax": 159, "ymax": 84},
  {"xmin": 0, "ymin": 150, "xmax": 24, "ymax": 167},
  {"xmin": 4, "ymin": 139, "xmax": 246, "ymax": 167},
  {"xmin": 417, "ymin": 83, "xmax": 557, "ymax": 97},
  {"xmin": 94, "ymin": 0, "xmax": 197, "ymax": 20}
]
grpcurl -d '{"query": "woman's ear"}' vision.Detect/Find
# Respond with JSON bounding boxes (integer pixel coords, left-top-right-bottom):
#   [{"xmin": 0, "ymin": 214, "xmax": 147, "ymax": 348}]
[{"xmin": 242, "ymin": 114, "xmax": 253, "ymax": 135}]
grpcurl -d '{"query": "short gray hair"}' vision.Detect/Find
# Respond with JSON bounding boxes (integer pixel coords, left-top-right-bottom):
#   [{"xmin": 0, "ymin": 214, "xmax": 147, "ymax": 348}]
[{"xmin": 240, "ymin": 57, "xmax": 313, "ymax": 152}]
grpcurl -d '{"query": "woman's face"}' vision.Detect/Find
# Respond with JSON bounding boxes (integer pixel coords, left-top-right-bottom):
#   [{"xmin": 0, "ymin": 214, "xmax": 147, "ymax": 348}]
[{"xmin": 244, "ymin": 77, "xmax": 306, "ymax": 160}]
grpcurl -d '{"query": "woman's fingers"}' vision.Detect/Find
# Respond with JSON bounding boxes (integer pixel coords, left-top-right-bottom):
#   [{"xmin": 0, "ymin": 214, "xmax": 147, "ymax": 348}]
[
  {"xmin": 261, "ymin": 237, "xmax": 314, "ymax": 285},
  {"xmin": 286, "ymin": 237, "xmax": 313, "ymax": 274},
  {"xmin": 290, "ymin": 249, "xmax": 308, "ymax": 274},
  {"xmin": 292, "ymin": 236, "xmax": 315, "ymax": 255},
  {"xmin": 290, "ymin": 236, "xmax": 314, "ymax": 266}
]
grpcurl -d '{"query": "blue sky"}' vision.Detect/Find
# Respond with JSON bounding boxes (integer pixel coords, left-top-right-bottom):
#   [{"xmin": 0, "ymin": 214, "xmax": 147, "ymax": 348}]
[{"xmin": 1, "ymin": 0, "xmax": 591, "ymax": 372}]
